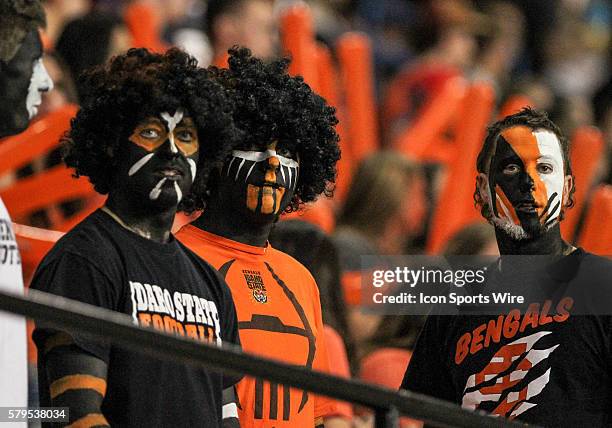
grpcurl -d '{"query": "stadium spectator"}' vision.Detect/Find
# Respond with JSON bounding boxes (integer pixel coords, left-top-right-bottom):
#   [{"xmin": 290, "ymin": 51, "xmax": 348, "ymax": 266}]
[
  {"xmin": 0, "ymin": 0, "xmax": 52, "ymax": 414},
  {"xmin": 55, "ymin": 10, "xmax": 130, "ymax": 100},
  {"xmin": 205, "ymin": 0, "xmax": 278, "ymax": 63},
  {"xmin": 401, "ymin": 108, "xmax": 612, "ymax": 425},
  {"xmin": 177, "ymin": 47, "xmax": 341, "ymax": 427},
  {"xmin": 30, "ymin": 47, "xmax": 242, "ymax": 427}
]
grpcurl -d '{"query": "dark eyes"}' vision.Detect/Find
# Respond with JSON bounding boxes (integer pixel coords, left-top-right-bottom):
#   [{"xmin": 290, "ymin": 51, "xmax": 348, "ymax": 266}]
[
  {"xmin": 140, "ymin": 128, "xmax": 161, "ymax": 139},
  {"xmin": 502, "ymin": 163, "xmax": 554, "ymax": 175},
  {"xmin": 176, "ymin": 130, "xmax": 196, "ymax": 142}
]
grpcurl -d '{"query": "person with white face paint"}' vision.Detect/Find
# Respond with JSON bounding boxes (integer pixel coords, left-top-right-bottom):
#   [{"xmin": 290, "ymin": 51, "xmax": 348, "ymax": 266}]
[
  {"xmin": 401, "ymin": 108, "xmax": 612, "ymax": 426},
  {"xmin": 0, "ymin": 0, "xmax": 51, "ymax": 417},
  {"xmin": 177, "ymin": 47, "xmax": 345, "ymax": 428},
  {"xmin": 29, "ymin": 48, "xmax": 243, "ymax": 427}
]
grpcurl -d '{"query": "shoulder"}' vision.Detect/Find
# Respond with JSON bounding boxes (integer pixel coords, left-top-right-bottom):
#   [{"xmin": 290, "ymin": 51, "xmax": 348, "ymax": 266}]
[
  {"xmin": 267, "ymin": 247, "xmax": 316, "ymax": 283},
  {"xmin": 37, "ymin": 212, "xmax": 122, "ymax": 276}
]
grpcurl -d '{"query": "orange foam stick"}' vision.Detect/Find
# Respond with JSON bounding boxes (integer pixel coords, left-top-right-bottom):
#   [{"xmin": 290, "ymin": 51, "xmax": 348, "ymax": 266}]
[
  {"xmin": 426, "ymin": 82, "xmax": 495, "ymax": 254},
  {"xmin": 577, "ymin": 185, "xmax": 612, "ymax": 254},
  {"xmin": 280, "ymin": 3, "xmax": 318, "ymax": 89},
  {"xmin": 392, "ymin": 77, "xmax": 467, "ymax": 160},
  {"xmin": 498, "ymin": 94, "xmax": 533, "ymax": 118},
  {"xmin": 336, "ymin": 32, "xmax": 379, "ymax": 164},
  {"xmin": 0, "ymin": 105, "xmax": 77, "ymax": 175},
  {"xmin": 0, "ymin": 165, "xmax": 94, "ymax": 220},
  {"xmin": 314, "ymin": 43, "xmax": 351, "ymax": 203},
  {"xmin": 560, "ymin": 127, "xmax": 605, "ymax": 242},
  {"xmin": 124, "ymin": 2, "xmax": 167, "ymax": 53}
]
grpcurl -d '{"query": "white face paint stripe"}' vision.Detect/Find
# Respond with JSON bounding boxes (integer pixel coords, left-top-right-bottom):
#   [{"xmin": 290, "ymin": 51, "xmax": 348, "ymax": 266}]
[
  {"xmin": 226, "ymin": 157, "xmax": 236, "ymax": 176},
  {"xmin": 279, "ymin": 164, "xmax": 286, "ymax": 183},
  {"xmin": 161, "ymin": 109, "xmax": 184, "ymax": 154},
  {"xmin": 187, "ymin": 158, "xmax": 197, "ymax": 183},
  {"xmin": 495, "ymin": 193, "xmax": 514, "ymax": 222},
  {"xmin": 149, "ymin": 178, "xmax": 167, "ymax": 200},
  {"xmin": 129, "ymin": 153, "xmax": 155, "ymax": 176},
  {"xmin": 235, "ymin": 158, "xmax": 246, "ymax": 181},
  {"xmin": 231, "ymin": 149, "xmax": 299, "ymax": 168},
  {"xmin": 287, "ymin": 165, "xmax": 293, "ymax": 189},
  {"xmin": 174, "ymin": 181, "xmax": 183, "ymax": 202},
  {"xmin": 26, "ymin": 58, "xmax": 53, "ymax": 119},
  {"xmin": 245, "ymin": 162, "xmax": 256, "ymax": 183},
  {"xmin": 534, "ymin": 130, "xmax": 564, "ymax": 222}
]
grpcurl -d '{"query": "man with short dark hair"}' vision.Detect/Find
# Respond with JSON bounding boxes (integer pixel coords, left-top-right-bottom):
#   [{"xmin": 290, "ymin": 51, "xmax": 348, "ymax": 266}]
[
  {"xmin": 205, "ymin": 0, "xmax": 277, "ymax": 62},
  {"xmin": 401, "ymin": 108, "xmax": 612, "ymax": 426},
  {"xmin": 0, "ymin": 0, "xmax": 52, "ymax": 412}
]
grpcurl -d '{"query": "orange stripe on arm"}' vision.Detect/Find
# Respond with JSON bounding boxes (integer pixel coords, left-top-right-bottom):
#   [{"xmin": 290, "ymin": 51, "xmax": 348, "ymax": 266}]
[
  {"xmin": 43, "ymin": 332, "xmax": 74, "ymax": 354},
  {"xmin": 50, "ymin": 374, "xmax": 107, "ymax": 399},
  {"xmin": 66, "ymin": 413, "xmax": 109, "ymax": 428}
]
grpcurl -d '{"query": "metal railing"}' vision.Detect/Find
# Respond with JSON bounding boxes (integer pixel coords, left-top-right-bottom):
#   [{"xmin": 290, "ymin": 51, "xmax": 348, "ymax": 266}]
[{"xmin": 0, "ymin": 289, "xmax": 530, "ymax": 428}]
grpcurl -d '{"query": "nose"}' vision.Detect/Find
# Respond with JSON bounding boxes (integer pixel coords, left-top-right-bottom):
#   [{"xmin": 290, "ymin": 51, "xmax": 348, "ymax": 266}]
[
  {"xmin": 158, "ymin": 138, "xmax": 181, "ymax": 158},
  {"xmin": 39, "ymin": 61, "xmax": 53, "ymax": 92},
  {"xmin": 518, "ymin": 171, "xmax": 536, "ymax": 193},
  {"xmin": 264, "ymin": 155, "xmax": 279, "ymax": 182}
]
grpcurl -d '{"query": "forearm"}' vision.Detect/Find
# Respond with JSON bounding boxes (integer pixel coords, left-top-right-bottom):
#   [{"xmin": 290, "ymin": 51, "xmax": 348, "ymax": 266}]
[
  {"xmin": 43, "ymin": 333, "xmax": 109, "ymax": 427},
  {"xmin": 221, "ymin": 387, "xmax": 240, "ymax": 428}
]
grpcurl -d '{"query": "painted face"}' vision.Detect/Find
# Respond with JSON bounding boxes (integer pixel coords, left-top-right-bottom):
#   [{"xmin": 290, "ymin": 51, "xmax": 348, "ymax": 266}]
[
  {"xmin": 222, "ymin": 140, "xmax": 299, "ymax": 216},
  {"xmin": 26, "ymin": 58, "xmax": 53, "ymax": 119},
  {"xmin": 121, "ymin": 108, "xmax": 199, "ymax": 206},
  {"xmin": 487, "ymin": 126, "xmax": 566, "ymax": 239},
  {"xmin": 0, "ymin": 31, "xmax": 51, "ymax": 137}
]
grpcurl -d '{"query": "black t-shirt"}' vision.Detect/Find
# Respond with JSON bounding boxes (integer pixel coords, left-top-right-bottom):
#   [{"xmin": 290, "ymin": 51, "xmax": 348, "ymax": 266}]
[
  {"xmin": 401, "ymin": 249, "xmax": 612, "ymax": 427},
  {"xmin": 31, "ymin": 209, "xmax": 241, "ymax": 427}
]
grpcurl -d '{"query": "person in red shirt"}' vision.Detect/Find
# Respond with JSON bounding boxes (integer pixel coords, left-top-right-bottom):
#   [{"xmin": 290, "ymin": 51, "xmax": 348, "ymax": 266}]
[{"xmin": 177, "ymin": 47, "xmax": 342, "ymax": 427}]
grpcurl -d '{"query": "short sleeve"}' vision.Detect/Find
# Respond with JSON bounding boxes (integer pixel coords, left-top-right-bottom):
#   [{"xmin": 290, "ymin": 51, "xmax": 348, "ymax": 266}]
[
  {"xmin": 399, "ymin": 314, "xmax": 455, "ymax": 402},
  {"xmin": 31, "ymin": 251, "xmax": 120, "ymax": 363}
]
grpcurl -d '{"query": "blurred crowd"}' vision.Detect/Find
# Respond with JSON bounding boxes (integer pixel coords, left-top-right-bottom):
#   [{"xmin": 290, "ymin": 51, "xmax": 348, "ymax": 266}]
[{"xmin": 3, "ymin": 0, "xmax": 610, "ymax": 426}]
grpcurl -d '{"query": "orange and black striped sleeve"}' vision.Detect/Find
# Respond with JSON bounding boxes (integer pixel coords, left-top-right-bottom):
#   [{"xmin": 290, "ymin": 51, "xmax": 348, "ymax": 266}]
[{"xmin": 40, "ymin": 332, "xmax": 110, "ymax": 428}]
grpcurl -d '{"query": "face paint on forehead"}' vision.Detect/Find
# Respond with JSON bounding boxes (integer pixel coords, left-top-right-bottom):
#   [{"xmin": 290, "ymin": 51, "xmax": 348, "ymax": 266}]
[
  {"xmin": 160, "ymin": 109, "xmax": 184, "ymax": 154},
  {"xmin": 486, "ymin": 126, "xmax": 565, "ymax": 239},
  {"xmin": 228, "ymin": 149, "xmax": 300, "ymax": 189}
]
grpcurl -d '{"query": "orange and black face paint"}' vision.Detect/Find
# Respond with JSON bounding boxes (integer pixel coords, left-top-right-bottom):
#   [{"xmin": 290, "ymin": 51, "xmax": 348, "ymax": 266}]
[
  {"xmin": 128, "ymin": 116, "xmax": 199, "ymax": 157},
  {"xmin": 488, "ymin": 126, "xmax": 565, "ymax": 237},
  {"xmin": 224, "ymin": 141, "xmax": 299, "ymax": 215}
]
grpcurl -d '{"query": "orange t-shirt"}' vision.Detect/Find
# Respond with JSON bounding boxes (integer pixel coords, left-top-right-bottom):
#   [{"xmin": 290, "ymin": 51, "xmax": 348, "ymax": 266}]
[{"xmin": 177, "ymin": 225, "xmax": 336, "ymax": 427}]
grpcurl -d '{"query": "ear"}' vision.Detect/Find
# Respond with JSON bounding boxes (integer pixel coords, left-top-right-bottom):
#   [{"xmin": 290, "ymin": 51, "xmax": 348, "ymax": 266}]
[
  {"xmin": 476, "ymin": 173, "xmax": 491, "ymax": 207},
  {"xmin": 562, "ymin": 174, "xmax": 573, "ymax": 207}
]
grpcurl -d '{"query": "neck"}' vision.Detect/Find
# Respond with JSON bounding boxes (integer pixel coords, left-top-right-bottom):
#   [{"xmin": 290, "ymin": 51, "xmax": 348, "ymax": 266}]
[
  {"xmin": 495, "ymin": 223, "xmax": 571, "ymax": 255},
  {"xmin": 193, "ymin": 198, "xmax": 273, "ymax": 247},
  {"xmin": 105, "ymin": 195, "xmax": 176, "ymax": 243}
]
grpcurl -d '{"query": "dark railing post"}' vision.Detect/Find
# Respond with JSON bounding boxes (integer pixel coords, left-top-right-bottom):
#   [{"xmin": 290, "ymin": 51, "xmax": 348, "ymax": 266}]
[{"xmin": 375, "ymin": 406, "xmax": 400, "ymax": 428}]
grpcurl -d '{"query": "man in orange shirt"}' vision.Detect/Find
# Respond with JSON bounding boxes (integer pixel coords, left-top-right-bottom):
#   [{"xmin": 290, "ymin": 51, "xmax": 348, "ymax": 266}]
[{"xmin": 177, "ymin": 47, "xmax": 342, "ymax": 427}]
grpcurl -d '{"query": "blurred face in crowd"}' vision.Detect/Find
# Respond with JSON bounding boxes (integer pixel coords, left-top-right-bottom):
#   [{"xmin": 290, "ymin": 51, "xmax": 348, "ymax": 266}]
[
  {"xmin": 213, "ymin": 0, "xmax": 278, "ymax": 60},
  {"xmin": 0, "ymin": 30, "xmax": 52, "ymax": 137},
  {"xmin": 480, "ymin": 126, "xmax": 571, "ymax": 240},
  {"xmin": 114, "ymin": 108, "xmax": 200, "ymax": 210},
  {"xmin": 220, "ymin": 139, "xmax": 298, "ymax": 223}
]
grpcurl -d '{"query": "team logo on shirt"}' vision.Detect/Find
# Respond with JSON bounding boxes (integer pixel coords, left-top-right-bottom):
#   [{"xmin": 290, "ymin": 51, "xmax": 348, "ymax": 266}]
[
  {"xmin": 461, "ymin": 331, "xmax": 558, "ymax": 419},
  {"xmin": 242, "ymin": 269, "xmax": 268, "ymax": 303}
]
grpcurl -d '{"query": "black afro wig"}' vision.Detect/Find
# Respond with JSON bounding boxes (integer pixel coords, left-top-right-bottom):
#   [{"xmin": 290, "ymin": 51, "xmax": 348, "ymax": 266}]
[
  {"xmin": 206, "ymin": 46, "xmax": 341, "ymax": 212},
  {"xmin": 62, "ymin": 47, "xmax": 241, "ymax": 213}
]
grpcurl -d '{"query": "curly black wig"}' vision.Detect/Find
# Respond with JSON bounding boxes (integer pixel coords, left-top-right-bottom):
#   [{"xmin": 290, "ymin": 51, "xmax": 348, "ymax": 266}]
[
  {"xmin": 206, "ymin": 46, "xmax": 341, "ymax": 212},
  {"xmin": 62, "ymin": 47, "xmax": 241, "ymax": 213}
]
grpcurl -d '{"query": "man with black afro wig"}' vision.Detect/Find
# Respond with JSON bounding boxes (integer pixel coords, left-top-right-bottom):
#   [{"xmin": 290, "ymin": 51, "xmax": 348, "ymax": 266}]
[
  {"xmin": 30, "ymin": 47, "xmax": 243, "ymax": 427},
  {"xmin": 177, "ymin": 47, "xmax": 343, "ymax": 427}
]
